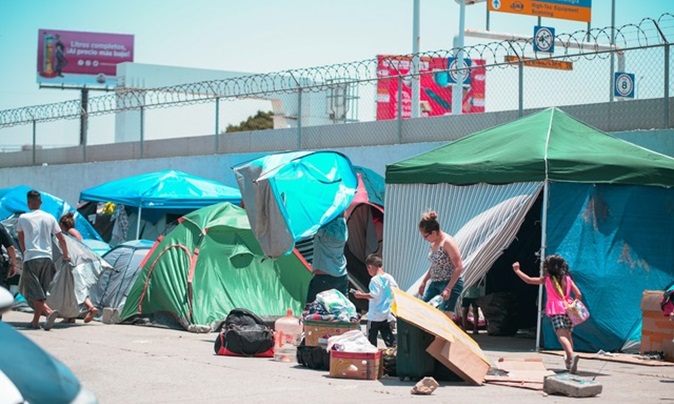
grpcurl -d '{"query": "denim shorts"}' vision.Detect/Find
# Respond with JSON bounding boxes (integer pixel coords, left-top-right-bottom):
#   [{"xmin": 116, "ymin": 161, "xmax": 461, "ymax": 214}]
[{"xmin": 422, "ymin": 278, "xmax": 464, "ymax": 312}]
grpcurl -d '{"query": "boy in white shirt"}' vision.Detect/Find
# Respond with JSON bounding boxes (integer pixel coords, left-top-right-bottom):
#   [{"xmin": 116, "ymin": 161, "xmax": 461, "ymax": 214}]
[{"xmin": 353, "ymin": 254, "xmax": 398, "ymax": 347}]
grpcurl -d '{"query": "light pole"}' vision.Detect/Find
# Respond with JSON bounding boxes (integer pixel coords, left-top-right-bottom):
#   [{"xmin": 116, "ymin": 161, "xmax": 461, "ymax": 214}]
[{"xmin": 452, "ymin": 0, "xmax": 486, "ymax": 115}]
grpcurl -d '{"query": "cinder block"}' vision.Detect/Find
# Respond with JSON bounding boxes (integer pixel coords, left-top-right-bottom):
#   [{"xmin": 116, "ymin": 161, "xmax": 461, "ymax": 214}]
[{"xmin": 543, "ymin": 374, "xmax": 602, "ymax": 398}]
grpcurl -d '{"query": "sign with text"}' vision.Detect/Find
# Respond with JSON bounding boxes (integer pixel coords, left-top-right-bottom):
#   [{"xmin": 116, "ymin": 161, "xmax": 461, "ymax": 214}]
[
  {"xmin": 504, "ymin": 55, "xmax": 573, "ymax": 70},
  {"xmin": 375, "ymin": 55, "xmax": 486, "ymax": 120},
  {"xmin": 37, "ymin": 29, "xmax": 134, "ymax": 88},
  {"xmin": 488, "ymin": 0, "xmax": 592, "ymax": 23}
]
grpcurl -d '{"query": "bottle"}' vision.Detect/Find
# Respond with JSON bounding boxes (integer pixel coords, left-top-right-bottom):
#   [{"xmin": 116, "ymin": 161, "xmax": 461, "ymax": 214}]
[
  {"xmin": 428, "ymin": 294, "xmax": 444, "ymax": 308},
  {"xmin": 274, "ymin": 308, "xmax": 302, "ymax": 362}
]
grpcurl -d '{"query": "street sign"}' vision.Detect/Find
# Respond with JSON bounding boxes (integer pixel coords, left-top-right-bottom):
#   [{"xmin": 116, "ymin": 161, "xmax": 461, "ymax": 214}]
[
  {"xmin": 533, "ymin": 26, "xmax": 555, "ymax": 53},
  {"xmin": 446, "ymin": 57, "xmax": 473, "ymax": 86},
  {"xmin": 614, "ymin": 72, "xmax": 635, "ymax": 98},
  {"xmin": 488, "ymin": 0, "xmax": 592, "ymax": 23},
  {"xmin": 504, "ymin": 55, "xmax": 573, "ymax": 70}
]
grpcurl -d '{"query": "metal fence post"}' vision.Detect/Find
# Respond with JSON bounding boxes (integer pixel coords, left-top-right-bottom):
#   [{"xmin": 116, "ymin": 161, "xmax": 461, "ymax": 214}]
[
  {"xmin": 139, "ymin": 106, "xmax": 145, "ymax": 159},
  {"xmin": 397, "ymin": 75, "xmax": 403, "ymax": 143},
  {"xmin": 665, "ymin": 44, "xmax": 670, "ymax": 128},
  {"xmin": 297, "ymin": 88, "xmax": 303, "ymax": 149},
  {"xmin": 215, "ymin": 97, "xmax": 220, "ymax": 153},
  {"xmin": 32, "ymin": 120, "xmax": 36, "ymax": 166}
]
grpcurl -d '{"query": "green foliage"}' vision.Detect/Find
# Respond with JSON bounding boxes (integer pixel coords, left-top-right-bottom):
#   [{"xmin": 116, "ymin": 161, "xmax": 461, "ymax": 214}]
[{"xmin": 225, "ymin": 110, "xmax": 274, "ymax": 133}]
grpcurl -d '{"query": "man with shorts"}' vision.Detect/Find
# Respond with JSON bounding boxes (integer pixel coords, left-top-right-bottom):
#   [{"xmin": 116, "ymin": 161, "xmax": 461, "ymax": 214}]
[{"xmin": 17, "ymin": 190, "xmax": 70, "ymax": 330}]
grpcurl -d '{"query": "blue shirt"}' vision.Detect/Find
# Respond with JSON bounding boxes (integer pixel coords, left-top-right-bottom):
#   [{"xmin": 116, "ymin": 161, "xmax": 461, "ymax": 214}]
[{"xmin": 312, "ymin": 216, "xmax": 348, "ymax": 277}]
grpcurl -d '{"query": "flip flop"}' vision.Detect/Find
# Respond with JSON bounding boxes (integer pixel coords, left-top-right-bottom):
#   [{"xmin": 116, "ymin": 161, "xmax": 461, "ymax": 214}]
[
  {"xmin": 84, "ymin": 308, "xmax": 98, "ymax": 323},
  {"xmin": 44, "ymin": 310, "xmax": 60, "ymax": 331}
]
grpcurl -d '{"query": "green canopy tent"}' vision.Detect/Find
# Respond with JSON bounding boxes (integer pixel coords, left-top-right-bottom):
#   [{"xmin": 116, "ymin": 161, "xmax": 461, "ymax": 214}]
[
  {"xmin": 385, "ymin": 107, "xmax": 674, "ymax": 352},
  {"xmin": 120, "ymin": 202, "xmax": 311, "ymax": 332}
]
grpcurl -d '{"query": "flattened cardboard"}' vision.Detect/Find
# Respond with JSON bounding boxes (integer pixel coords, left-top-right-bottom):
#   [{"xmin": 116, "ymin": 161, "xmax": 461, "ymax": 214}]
[{"xmin": 391, "ymin": 289, "xmax": 490, "ymax": 385}]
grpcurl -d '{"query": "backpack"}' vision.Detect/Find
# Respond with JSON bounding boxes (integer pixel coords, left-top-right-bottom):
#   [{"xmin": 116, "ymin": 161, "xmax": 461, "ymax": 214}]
[
  {"xmin": 661, "ymin": 281, "xmax": 674, "ymax": 317},
  {"xmin": 213, "ymin": 308, "xmax": 274, "ymax": 357}
]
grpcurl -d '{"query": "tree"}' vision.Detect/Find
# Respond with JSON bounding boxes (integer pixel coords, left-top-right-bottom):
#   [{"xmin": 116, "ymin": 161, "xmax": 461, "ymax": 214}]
[{"xmin": 225, "ymin": 110, "xmax": 274, "ymax": 133}]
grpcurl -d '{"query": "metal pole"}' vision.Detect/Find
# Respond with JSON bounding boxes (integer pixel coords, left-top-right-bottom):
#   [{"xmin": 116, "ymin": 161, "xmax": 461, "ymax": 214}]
[
  {"xmin": 452, "ymin": 0, "xmax": 466, "ymax": 116},
  {"xmin": 665, "ymin": 44, "xmax": 671, "ymax": 128},
  {"xmin": 412, "ymin": 0, "xmax": 421, "ymax": 118},
  {"xmin": 610, "ymin": 0, "xmax": 615, "ymax": 102},
  {"xmin": 486, "ymin": 7, "xmax": 490, "ymax": 31},
  {"xmin": 32, "ymin": 120, "xmax": 36, "ymax": 166},
  {"xmin": 518, "ymin": 61, "xmax": 524, "ymax": 117},
  {"xmin": 136, "ymin": 206, "xmax": 142, "ymax": 240},
  {"xmin": 397, "ymin": 75, "xmax": 403, "ymax": 143},
  {"xmin": 215, "ymin": 97, "xmax": 220, "ymax": 153},
  {"xmin": 297, "ymin": 88, "xmax": 303, "ymax": 149},
  {"xmin": 80, "ymin": 89, "xmax": 89, "ymax": 162},
  {"xmin": 535, "ymin": 181, "xmax": 549, "ymax": 351},
  {"xmin": 139, "ymin": 106, "xmax": 145, "ymax": 159}
]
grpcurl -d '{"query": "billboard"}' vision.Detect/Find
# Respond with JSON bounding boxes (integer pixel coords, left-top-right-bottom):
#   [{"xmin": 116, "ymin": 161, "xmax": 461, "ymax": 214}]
[
  {"xmin": 487, "ymin": 0, "xmax": 592, "ymax": 23},
  {"xmin": 376, "ymin": 55, "xmax": 486, "ymax": 120},
  {"xmin": 37, "ymin": 29, "xmax": 134, "ymax": 88}
]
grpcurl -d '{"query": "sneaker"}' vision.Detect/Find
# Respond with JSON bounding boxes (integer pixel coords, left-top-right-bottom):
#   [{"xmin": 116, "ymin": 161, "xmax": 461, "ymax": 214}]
[
  {"xmin": 569, "ymin": 355, "xmax": 580, "ymax": 374},
  {"xmin": 44, "ymin": 310, "xmax": 60, "ymax": 331}
]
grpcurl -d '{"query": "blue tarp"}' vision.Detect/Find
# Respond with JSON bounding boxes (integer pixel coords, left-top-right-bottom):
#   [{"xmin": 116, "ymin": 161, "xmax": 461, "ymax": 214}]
[
  {"xmin": 79, "ymin": 170, "xmax": 241, "ymax": 210},
  {"xmin": 0, "ymin": 185, "xmax": 101, "ymax": 241},
  {"xmin": 544, "ymin": 183, "xmax": 674, "ymax": 352},
  {"xmin": 234, "ymin": 151, "xmax": 357, "ymax": 258}
]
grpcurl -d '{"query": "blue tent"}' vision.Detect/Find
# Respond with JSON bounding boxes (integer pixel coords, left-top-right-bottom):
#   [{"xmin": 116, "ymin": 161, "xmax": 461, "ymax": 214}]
[
  {"xmin": 234, "ymin": 151, "xmax": 357, "ymax": 258},
  {"xmin": 0, "ymin": 185, "xmax": 101, "ymax": 241},
  {"xmin": 79, "ymin": 170, "xmax": 242, "ymax": 239}
]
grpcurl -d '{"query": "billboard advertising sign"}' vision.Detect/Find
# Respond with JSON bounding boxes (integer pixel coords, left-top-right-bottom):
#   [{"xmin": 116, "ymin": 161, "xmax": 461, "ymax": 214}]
[
  {"xmin": 488, "ymin": 0, "xmax": 592, "ymax": 23},
  {"xmin": 37, "ymin": 29, "xmax": 134, "ymax": 88},
  {"xmin": 376, "ymin": 55, "xmax": 486, "ymax": 120}
]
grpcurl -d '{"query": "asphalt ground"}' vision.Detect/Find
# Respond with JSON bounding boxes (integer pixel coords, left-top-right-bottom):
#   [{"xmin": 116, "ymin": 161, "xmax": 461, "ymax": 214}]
[{"xmin": 4, "ymin": 310, "xmax": 674, "ymax": 403}]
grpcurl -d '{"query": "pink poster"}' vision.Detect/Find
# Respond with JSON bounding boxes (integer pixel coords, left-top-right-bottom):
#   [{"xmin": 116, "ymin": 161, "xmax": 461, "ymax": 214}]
[
  {"xmin": 376, "ymin": 55, "xmax": 486, "ymax": 120},
  {"xmin": 37, "ymin": 29, "xmax": 134, "ymax": 87}
]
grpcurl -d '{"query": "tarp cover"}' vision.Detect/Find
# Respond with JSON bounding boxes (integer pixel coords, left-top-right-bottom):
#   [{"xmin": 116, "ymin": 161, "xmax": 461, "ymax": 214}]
[
  {"xmin": 234, "ymin": 151, "xmax": 357, "ymax": 258},
  {"xmin": 387, "ymin": 108, "xmax": 674, "ymax": 187},
  {"xmin": 79, "ymin": 169, "xmax": 241, "ymax": 210},
  {"xmin": 120, "ymin": 202, "xmax": 312, "ymax": 332},
  {"xmin": 543, "ymin": 183, "xmax": 674, "ymax": 352},
  {"xmin": 0, "ymin": 185, "xmax": 101, "ymax": 241}
]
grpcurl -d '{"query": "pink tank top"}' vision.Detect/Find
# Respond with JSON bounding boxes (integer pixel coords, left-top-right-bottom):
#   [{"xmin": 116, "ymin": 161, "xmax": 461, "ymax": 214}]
[{"xmin": 545, "ymin": 275, "xmax": 571, "ymax": 316}]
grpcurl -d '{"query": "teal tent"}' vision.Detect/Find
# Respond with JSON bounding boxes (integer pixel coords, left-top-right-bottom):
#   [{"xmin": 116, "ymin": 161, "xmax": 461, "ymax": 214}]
[
  {"xmin": 384, "ymin": 107, "xmax": 674, "ymax": 352},
  {"xmin": 120, "ymin": 203, "xmax": 311, "ymax": 332},
  {"xmin": 233, "ymin": 151, "xmax": 357, "ymax": 258}
]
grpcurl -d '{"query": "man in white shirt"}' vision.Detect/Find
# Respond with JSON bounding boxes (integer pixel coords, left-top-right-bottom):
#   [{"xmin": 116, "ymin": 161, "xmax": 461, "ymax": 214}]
[
  {"xmin": 17, "ymin": 190, "xmax": 70, "ymax": 330},
  {"xmin": 353, "ymin": 254, "xmax": 398, "ymax": 348}
]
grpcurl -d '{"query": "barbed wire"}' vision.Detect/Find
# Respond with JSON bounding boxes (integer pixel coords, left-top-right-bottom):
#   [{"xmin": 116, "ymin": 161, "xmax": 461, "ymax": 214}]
[{"xmin": 0, "ymin": 13, "xmax": 672, "ymax": 128}]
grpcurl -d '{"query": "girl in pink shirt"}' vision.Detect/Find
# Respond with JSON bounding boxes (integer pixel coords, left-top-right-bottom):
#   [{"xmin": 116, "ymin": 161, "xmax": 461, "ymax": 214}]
[{"xmin": 512, "ymin": 255, "xmax": 583, "ymax": 374}]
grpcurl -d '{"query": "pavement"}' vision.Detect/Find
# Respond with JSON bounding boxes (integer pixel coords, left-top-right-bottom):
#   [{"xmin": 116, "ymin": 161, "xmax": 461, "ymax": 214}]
[{"xmin": 4, "ymin": 310, "xmax": 674, "ymax": 403}]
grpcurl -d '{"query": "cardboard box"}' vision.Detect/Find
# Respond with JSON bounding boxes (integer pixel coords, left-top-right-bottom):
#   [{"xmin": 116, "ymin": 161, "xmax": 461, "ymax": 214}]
[
  {"xmin": 640, "ymin": 290, "xmax": 674, "ymax": 362},
  {"xmin": 304, "ymin": 320, "xmax": 360, "ymax": 347},
  {"xmin": 329, "ymin": 350, "xmax": 381, "ymax": 380}
]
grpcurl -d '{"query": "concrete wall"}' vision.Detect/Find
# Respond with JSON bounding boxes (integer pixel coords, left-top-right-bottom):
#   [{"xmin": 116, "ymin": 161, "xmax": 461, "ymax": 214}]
[{"xmin": 1, "ymin": 101, "xmax": 672, "ymax": 207}]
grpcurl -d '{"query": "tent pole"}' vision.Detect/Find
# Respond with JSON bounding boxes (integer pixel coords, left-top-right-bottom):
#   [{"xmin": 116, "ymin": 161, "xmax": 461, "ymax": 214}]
[
  {"xmin": 535, "ymin": 180, "xmax": 550, "ymax": 351},
  {"xmin": 136, "ymin": 206, "xmax": 142, "ymax": 240}
]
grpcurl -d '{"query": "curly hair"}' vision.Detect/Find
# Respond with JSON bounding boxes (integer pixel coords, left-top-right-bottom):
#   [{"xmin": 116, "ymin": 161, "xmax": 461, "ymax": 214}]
[
  {"xmin": 59, "ymin": 212, "xmax": 76, "ymax": 231},
  {"xmin": 544, "ymin": 254, "xmax": 569, "ymax": 285}
]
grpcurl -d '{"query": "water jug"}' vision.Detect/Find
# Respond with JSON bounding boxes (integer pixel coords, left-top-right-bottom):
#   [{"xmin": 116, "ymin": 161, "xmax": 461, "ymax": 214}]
[
  {"xmin": 428, "ymin": 294, "xmax": 444, "ymax": 308},
  {"xmin": 274, "ymin": 308, "xmax": 302, "ymax": 362}
]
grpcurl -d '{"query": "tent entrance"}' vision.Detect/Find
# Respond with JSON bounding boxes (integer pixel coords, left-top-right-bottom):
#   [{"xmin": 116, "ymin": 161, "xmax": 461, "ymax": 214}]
[{"xmin": 483, "ymin": 194, "xmax": 542, "ymax": 337}]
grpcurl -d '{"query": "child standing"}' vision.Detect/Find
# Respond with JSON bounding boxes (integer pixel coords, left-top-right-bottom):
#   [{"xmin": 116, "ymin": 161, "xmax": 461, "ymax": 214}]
[
  {"xmin": 461, "ymin": 279, "xmax": 484, "ymax": 335},
  {"xmin": 353, "ymin": 254, "xmax": 399, "ymax": 348},
  {"xmin": 512, "ymin": 255, "xmax": 583, "ymax": 374}
]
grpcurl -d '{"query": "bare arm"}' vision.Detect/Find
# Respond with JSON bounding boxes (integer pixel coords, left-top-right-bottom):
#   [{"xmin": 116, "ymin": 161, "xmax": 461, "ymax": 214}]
[
  {"xmin": 443, "ymin": 236, "xmax": 463, "ymax": 292},
  {"xmin": 353, "ymin": 290, "xmax": 373, "ymax": 300},
  {"xmin": 569, "ymin": 278, "xmax": 582, "ymax": 301},
  {"xmin": 17, "ymin": 231, "xmax": 25, "ymax": 254},
  {"xmin": 68, "ymin": 228, "xmax": 83, "ymax": 242},
  {"xmin": 56, "ymin": 232, "xmax": 70, "ymax": 262},
  {"xmin": 512, "ymin": 262, "xmax": 544, "ymax": 285},
  {"xmin": 418, "ymin": 269, "xmax": 431, "ymax": 296},
  {"xmin": 6, "ymin": 246, "xmax": 17, "ymax": 277}
]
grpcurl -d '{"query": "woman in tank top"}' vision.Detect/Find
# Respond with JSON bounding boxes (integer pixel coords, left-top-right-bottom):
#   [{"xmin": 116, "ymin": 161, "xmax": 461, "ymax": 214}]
[{"xmin": 417, "ymin": 210, "xmax": 464, "ymax": 315}]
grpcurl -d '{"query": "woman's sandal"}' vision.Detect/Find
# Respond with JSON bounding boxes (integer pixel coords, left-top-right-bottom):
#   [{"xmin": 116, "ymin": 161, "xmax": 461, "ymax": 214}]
[{"xmin": 84, "ymin": 308, "xmax": 99, "ymax": 323}]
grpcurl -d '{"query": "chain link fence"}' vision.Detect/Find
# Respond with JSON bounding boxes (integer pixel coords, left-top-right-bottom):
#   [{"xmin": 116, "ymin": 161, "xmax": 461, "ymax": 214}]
[{"xmin": 0, "ymin": 14, "xmax": 672, "ymax": 166}]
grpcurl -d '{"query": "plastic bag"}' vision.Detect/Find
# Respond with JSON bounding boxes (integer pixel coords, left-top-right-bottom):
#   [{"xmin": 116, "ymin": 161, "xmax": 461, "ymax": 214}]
[{"xmin": 316, "ymin": 289, "xmax": 357, "ymax": 322}]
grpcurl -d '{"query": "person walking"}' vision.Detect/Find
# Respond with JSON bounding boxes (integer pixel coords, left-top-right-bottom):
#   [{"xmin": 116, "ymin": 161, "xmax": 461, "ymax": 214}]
[
  {"xmin": 17, "ymin": 190, "xmax": 70, "ymax": 330},
  {"xmin": 352, "ymin": 254, "xmax": 398, "ymax": 348},
  {"xmin": 417, "ymin": 210, "xmax": 464, "ymax": 316},
  {"xmin": 0, "ymin": 223, "xmax": 19, "ymax": 321},
  {"xmin": 512, "ymin": 255, "xmax": 583, "ymax": 374},
  {"xmin": 59, "ymin": 212, "xmax": 98, "ymax": 323}
]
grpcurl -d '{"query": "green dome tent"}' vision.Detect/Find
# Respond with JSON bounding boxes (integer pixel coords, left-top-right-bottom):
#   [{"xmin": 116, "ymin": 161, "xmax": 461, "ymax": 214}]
[{"xmin": 120, "ymin": 202, "xmax": 311, "ymax": 332}]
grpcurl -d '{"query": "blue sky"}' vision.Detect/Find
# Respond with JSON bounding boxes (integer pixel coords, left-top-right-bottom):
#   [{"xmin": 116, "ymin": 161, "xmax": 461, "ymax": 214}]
[{"xmin": 0, "ymin": 1, "xmax": 671, "ymax": 147}]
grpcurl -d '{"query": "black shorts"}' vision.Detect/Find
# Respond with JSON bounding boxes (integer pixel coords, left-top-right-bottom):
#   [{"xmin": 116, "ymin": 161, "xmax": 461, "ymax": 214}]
[{"xmin": 462, "ymin": 297, "xmax": 479, "ymax": 309}]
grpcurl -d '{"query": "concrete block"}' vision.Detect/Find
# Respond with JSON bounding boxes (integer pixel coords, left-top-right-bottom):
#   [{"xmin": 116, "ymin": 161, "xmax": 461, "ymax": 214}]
[{"xmin": 543, "ymin": 374, "xmax": 602, "ymax": 398}]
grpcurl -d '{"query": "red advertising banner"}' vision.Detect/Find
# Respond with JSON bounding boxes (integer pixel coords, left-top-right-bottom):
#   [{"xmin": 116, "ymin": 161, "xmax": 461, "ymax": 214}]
[
  {"xmin": 37, "ymin": 29, "xmax": 134, "ymax": 88},
  {"xmin": 376, "ymin": 55, "xmax": 485, "ymax": 120}
]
